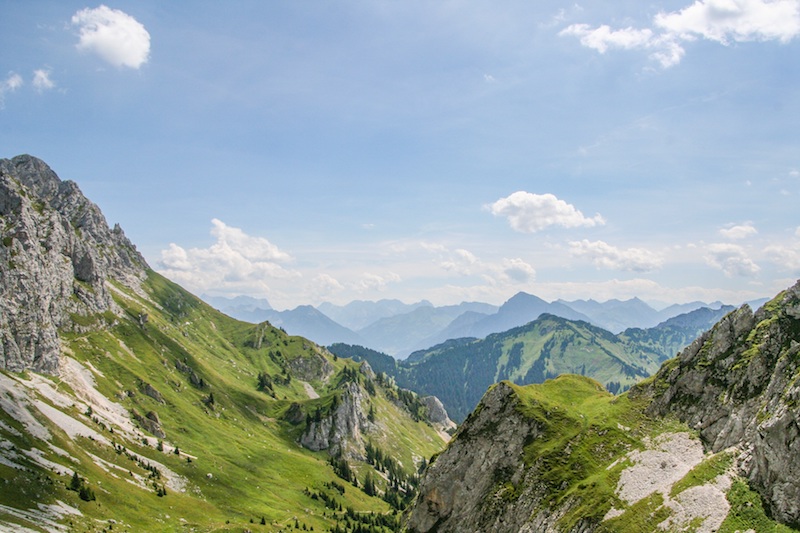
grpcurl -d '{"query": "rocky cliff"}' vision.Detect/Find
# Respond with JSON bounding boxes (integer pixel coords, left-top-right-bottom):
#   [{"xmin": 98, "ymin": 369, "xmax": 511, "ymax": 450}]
[
  {"xmin": 0, "ymin": 155, "xmax": 147, "ymax": 374},
  {"xmin": 408, "ymin": 281, "xmax": 800, "ymax": 532},
  {"xmin": 636, "ymin": 280, "xmax": 800, "ymax": 527}
]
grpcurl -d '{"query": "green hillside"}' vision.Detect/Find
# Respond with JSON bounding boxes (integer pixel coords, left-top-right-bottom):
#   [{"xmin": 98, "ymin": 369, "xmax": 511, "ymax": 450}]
[
  {"xmin": 335, "ymin": 314, "xmax": 663, "ymax": 422},
  {"xmin": 0, "ymin": 271, "xmax": 446, "ymax": 532}
]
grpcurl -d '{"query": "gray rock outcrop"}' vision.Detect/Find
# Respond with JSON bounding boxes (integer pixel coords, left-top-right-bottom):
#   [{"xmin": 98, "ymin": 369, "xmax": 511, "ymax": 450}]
[
  {"xmin": 0, "ymin": 155, "xmax": 147, "ymax": 374},
  {"xmin": 636, "ymin": 280, "xmax": 800, "ymax": 527},
  {"xmin": 407, "ymin": 382, "xmax": 586, "ymax": 533},
  {"xmin": 299, "ymin": 381, "xmax": 371, "ymax": 457},
  {"xmin": 420, "ymin": 395, "xmax": 453, "ymax": 427}
]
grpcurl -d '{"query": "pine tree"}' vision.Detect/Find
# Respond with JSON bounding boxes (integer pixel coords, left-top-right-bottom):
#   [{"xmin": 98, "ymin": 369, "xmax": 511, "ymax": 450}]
[{"xmin": 69, "ymin": 471, "xmax": 81, "ymax": 491}]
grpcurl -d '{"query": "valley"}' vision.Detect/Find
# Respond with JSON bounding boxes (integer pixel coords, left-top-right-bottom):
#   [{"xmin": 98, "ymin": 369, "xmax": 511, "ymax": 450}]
[{"xmin": 1, "ymin": 154, "xmax": 798, "ymax": 532}]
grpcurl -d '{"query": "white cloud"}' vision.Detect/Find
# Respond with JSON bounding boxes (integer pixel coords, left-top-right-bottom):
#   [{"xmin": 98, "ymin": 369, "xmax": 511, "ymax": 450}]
[
  {"xmin": 704, "ymin": 242, "xmax": 761, "ymax": 277},
  {"xmin": 441, "ymin": 248, "xmax": 479, "ymax": 275},
  {"xmin": 501, "ymin": 258, "xmax": 536, "ymax": 283},
  {"xmin": 559, "ymin": 24, "xmax": 654, "ymax": 53},
  {"xmin": 719, "ymin": 222, "xmax": 758, "ymax": 239},
  {"xmin": 310, "ymin": 273, "xmax": 345, "ymax": 298},
  {"xmin": 488, "ymin": 191, "xmax": 605, "ymax": 233},
  {"xmin": 569, "ymin": 239, "xmax": 664, "ymax": 272},
  {"xmin": 32, "ymin": 69, "xmax": 55, "ymax": 93},
  {"xmin": 765, "ymin": 244, "xmax": 800, "ymax": 272},
  {"xmin": 354, "ymin": 272, "xmax": 401, "ymax": 292},
  {"xmin": 0, "ymin": 72, "xmax": 23, "ymax": 108},
  {"xmin": 561, "ymin": 0, "xmax": 800, "ymax": 68},
  {"xmin": 157, "ymin": 219, "xmax": 298, "ymax": 297},
  {"xmin": 4, "ymin": 72, "xmax": 23, "ymax": 91},
  {"xmin": 72, "ymin": 5, "xmax": 151, "ymax": 69},
  {"xmin": 655, "ymin": 0, "xmax": 800, "ymax": 44}
]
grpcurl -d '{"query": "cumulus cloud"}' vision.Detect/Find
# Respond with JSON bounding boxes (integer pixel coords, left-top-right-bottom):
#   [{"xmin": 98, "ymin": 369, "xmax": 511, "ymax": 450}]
[
  {"xmin": 32, "ymin": 69, "xmax": 55, "ymax": 93},
  {"xmin": 488, "ymin": 191, "xmax": 605, "ymax": 233},
  {"xmin": 719, "ymin": 222, "xmax": 758, "ymax": 239},
  {"xmin": 704, "ymin": 242, "xmax": 761, "ymax": 277},
  {"xmin": 561, "ymin": 0, "xmax": 800, "ymax": 68},
  {"xmin": 569, "ymin": 239, "xmax": 664, "ymax": 271},
  {"xmin": 765, "ymin": 244, "xmax": 800, "ymax": 272},
  {"xmin": 72, "ymin": 5, "xmax": 151, "ymax": 69},
  {"xmin": 655, "ymin": 0, "xmax": 800, "ymax": 43},
  {"xmin": 157, "ymin": 219, "xmax": 298, "ymax": 296},
  {"xmin": 501, "ymin": 258, "xmax": 536, "ymax": 282},
  {"xmin": 310, "ymin": 273, "xmax": 345, "ymax": 298}
]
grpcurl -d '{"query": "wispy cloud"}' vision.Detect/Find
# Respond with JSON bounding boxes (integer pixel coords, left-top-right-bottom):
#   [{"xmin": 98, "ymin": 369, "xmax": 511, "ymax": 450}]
[
  {"xmin": 488, "ymin": 191, "xmax": 605, "ymax": 233},
  {"xmin": 72, "ymin": 5, "xmax": 151, "ymax": 69},
  {"xmin": 561, "ymin": 0, "xmax": 800, "ymax": 68},
  {"xmin": 569, "ymin": 239, "xmax": 664, "ymax": 272},
  {"xmin": 354, "ymin": 272, "xmax": 402, "ymax": 292},
  {"xmin": 0, "ymin": 72, "xmax": 23, "ymax": 108},
  {"xmin": 32, "ymin": 69, "xmax": 55, "ymax": 93}
]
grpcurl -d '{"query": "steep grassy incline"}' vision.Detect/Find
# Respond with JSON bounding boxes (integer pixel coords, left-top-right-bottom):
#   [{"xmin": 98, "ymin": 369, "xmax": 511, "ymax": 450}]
[{"xmin": 0, "ymin": 271, "xmax": 446, "ymax": 532}]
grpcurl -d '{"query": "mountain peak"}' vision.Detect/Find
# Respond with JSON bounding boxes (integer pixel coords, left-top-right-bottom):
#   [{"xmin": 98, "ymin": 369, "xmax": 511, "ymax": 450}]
[{"xmin": 1, "ymin": 155, "xmax": 147, "ymax": 373}]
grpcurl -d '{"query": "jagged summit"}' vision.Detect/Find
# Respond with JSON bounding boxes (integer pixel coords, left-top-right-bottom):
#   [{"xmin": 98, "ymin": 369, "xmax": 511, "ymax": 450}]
[{"xmin": 1, "ymin": 154, "xmax": 148, "ymax": 373}]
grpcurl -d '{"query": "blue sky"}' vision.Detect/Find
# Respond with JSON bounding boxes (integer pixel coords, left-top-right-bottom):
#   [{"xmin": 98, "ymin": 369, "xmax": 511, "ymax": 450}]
[{"xmin": 2, "ymin": 1, "xmax": 799, "ymax": 310}]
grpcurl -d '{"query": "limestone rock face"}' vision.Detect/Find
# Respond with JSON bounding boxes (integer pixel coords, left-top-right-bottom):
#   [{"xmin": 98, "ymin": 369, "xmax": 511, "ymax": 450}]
[
  {"xmin": 299, "ymin": 381, "xmax": 371, "ymax": 457},
  {"xmin": 420, "ymin": 395, "xmax": 453, "ymax": 427},
  {"xmin": 637, "ymin": 280, "xmax": 800, "ymax": 527},
  {"xmin": 287, "ymin": 349, "xmax": 334, "ymax": 382},
  {"xmin": 0, "ymin": 155, "xmax": 147, "ymax": 374},
  {"xmin": 407, "ymin": 382, "xmax": 577, "ymax": 533}
]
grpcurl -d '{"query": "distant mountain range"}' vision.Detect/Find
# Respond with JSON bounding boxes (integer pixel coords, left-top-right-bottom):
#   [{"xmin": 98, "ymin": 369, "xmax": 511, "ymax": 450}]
[
  {"xmin": 332, "ymin": 304, "xmax": 735, "ymax": 422},
  {"xmin": 205, "ymin": 292, "xmax": 765, "ymax": 360}
]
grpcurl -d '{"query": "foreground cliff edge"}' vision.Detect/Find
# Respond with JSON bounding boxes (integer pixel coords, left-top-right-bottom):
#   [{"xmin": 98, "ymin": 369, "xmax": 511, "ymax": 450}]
[
  {"xmin": 0, "ymin": 155, "xmax": 449, "ymax": 532},
  {"xmin": 408, "ymin": 282, "xmax": 800, "ymax": 532}
]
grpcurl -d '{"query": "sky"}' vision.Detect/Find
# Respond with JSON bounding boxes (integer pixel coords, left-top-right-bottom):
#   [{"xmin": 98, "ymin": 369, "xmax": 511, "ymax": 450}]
[{"xmin": 2, "ymin": 1, "xmax": 799, "ymax": 311}]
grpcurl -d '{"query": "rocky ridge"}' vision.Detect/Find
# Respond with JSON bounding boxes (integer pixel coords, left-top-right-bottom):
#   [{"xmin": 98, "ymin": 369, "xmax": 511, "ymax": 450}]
[{"xmin": 0, "ymin": 155, "xmax": 147, "ymax": 374}]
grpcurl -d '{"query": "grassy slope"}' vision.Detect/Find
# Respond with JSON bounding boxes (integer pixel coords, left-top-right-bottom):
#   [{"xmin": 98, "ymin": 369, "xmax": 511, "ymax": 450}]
[{"xmin": 0, "ymin": 272, "xmax": 445, "ymax": 532}]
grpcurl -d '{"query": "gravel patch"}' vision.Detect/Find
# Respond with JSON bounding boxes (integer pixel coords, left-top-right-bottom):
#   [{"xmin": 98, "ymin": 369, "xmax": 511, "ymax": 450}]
[
  {"xmin": 605, "ymin": 433, "xmax": 737, "ymax": 530},
  {"xmin": 615, "ymin": 432, "xmax": 704, "ymax": 505}
]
